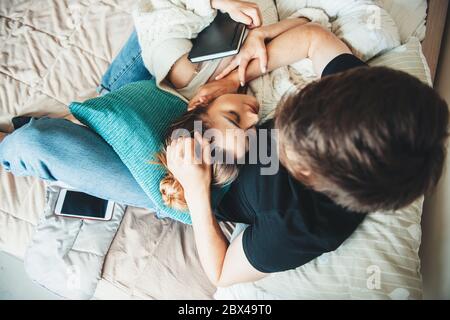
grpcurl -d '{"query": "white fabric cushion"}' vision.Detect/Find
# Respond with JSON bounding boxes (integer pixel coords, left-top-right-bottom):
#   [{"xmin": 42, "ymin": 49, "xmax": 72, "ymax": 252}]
[
  {"xmin": 376, "ymin": 0, "xmax": 427, "ymax": 43},
  {"xmin": 370, "ymin": 36, "xmax": 432, "ymax": 85},
  {"xmin": 276, "ymin": 0, "xmax": 426, "ymax": 45},
  {"xmin": 215, "ymin": 37, "xmax": 431, "ymax": 300},
  {"xmin": 275, "ymin": 0, "xmax": 400, "ymax": 61}
]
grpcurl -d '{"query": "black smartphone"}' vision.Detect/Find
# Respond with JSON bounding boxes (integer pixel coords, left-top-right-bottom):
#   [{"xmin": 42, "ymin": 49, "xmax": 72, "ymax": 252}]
[{"xmin": 54, "ymin": 189, "xmax": 114, "ymax": 221}]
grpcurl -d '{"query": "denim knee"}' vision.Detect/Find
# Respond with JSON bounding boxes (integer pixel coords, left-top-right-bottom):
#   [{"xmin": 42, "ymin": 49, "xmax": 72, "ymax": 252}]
[
  {"xmin": 0, "ymin": 119, "xmax": 60, "ymax": 179},
  {"xmin": 98, "ymin": 30, "xmax": 152, "ymax": 95}
]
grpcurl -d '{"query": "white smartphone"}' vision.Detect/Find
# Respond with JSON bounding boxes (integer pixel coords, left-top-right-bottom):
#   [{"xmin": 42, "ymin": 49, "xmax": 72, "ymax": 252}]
[{"xmin": 54, "ymin": 189, "xmax": 114, "ymax": 221}]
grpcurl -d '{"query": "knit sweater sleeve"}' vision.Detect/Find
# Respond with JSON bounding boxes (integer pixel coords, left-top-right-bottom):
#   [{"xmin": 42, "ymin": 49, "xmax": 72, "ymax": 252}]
[{"xmin": 133, "ymin": 0, "xmax": 216, "ymax": 86}]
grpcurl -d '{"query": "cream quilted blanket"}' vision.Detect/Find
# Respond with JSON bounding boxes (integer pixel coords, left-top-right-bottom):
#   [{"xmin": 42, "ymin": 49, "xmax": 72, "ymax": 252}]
[
  {"xmin": 0, "ymin": 0, "xmax": 221, "ymax": 299},
  {"xmin": 0, "ymin": 0, "xmax": 427, "ymax": 300}
]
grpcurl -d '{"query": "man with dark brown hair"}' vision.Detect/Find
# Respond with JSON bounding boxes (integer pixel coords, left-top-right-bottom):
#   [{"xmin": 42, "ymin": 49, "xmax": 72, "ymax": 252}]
[
  {"xmin": 1, "ymin": 20, "xmax": 448, "ymax": 288},
  {"xmin": 166, "ymin": 23, "xmax": 449, "ymax": 287},
  {"xmin": 276, "ymin": 66, "xmax": 449, "ymax": 213}
]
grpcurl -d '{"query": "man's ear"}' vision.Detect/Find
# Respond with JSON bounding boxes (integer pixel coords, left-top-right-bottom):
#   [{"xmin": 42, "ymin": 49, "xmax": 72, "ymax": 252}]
[
  {"xmin": 282, "ymin": 147, "xmax": 313, "ymax": 179},
  {"xmin": 298, "ymin": 168, "xmax": 311, "ymax": 177}
]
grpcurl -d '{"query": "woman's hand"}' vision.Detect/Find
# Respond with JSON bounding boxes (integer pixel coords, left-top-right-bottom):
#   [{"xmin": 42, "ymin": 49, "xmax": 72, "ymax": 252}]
[
  {"xmin": 166, "ymin": 132, "xmax": 212, "ymax": 199},
  {"xmin": 211, "ymin": 0, "xmax": 262, "ymax": 28},
  {"xmin": 214, "ymin": 28, "xmax": 268, "ymax": 85},
  {"xmin": 188, "ymin": 74, "xmax": 240, "ymax": 110}
]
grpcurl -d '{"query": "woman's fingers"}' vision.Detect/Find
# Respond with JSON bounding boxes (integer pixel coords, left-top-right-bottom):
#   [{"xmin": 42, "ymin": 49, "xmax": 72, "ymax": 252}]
[
  {"xmin": 166, "ymin": 139, "xmax": 180, "ymax": 170},
  {"xmin": 175, "ymin": 137, "xmax": 186, "ymax": 161},
  {"xmin": 202, "ymin": 137, "xmax": 212, "ymax": 166},
  {"xmin": 238, "ymin": 57, "xmax": 250, "ymax": 86},
  {"xmin": 192, "ymin": 132, "xmax": 203, "ymax": 164},
  {"xmin": 254, "ymin": 5, "xmax": 263, "ymax": 27},
  {"xmin": 194, "ymin": 131, "xmax": 212, "ymax": 166},
  {"xmin": 188, "ymin": 93, "xmax": 209, "ymax": 110},
  {"xmin": 199, "ymin": 93, "xmax": 215, "ymax": 105},
  {"xmin": 188, "ymin": 91, "xmax": 216, "ymax": 110},
  {"xmin": 168, "ymin": 133, "xmax": 212, "ymax": 176},
  {"xmin": 233, "ymin": 11, "xmax": 252, "ymax": 25},
  {"xmin": 183, "ymin": 137, "xmax": 194, "ymax": 163},
  {"xmin": 183, "ymin": 135, "xmax": 208, "ymax": 165},
  {"xmin": 188, "ymin": 96, "xmax": 204, "ymax": 110},
  {"xmin": 242, "ymin": 6, "xmax": 261, "ymax": 28},
  {"xmin": 215, "ymin": 57, "xmax": 239, "ymax": 80},
  {"xmin": 258, "ymin": 48, "xmax": 268, "ymax": 74},
  {"xmin": 188, "ymin": 96, "xmax": 202, "ymax": 110},
  {"xmin": 166, "ymin": 144, "xmax": 173, "ymax": 165}
]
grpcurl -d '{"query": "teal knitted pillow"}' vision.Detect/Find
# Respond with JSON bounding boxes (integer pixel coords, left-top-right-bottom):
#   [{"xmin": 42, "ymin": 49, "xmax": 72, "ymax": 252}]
[{"xmin": 70, "ymin": 80, "xmax": 227, "ymax": 224}]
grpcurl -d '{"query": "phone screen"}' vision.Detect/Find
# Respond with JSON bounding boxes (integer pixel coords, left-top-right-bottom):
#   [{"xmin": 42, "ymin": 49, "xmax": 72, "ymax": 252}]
[{"xmin": 61, "ymin": 191, "xmax": 108, "ymax": 218}]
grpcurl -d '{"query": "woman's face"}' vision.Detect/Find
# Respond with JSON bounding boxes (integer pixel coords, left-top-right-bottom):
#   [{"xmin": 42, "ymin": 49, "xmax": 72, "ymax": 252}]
[{"xmin": 204, "ymin": 94, "xmax": 260, "ymax": 160}]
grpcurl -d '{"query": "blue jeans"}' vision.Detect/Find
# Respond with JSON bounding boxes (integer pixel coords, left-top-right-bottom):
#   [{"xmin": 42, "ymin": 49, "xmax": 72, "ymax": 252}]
[
  {"xmin": 0, "ymin": 31, "xmax": 155, "ymax": 209},
  {"xmin": 97, "ymin": 30, "xmax": 152, "ymax": 95}
]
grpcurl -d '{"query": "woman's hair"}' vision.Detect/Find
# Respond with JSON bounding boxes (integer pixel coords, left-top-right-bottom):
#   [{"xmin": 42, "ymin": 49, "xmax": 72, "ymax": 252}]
[{"xmin": 157, "ymin": 108, "xmax": 239, "ymax": 210}]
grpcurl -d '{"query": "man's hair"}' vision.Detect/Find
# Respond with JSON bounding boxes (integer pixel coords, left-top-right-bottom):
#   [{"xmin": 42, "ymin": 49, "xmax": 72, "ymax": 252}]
[{"xmin": 275, "ymin": 66, "xmax": 449, "ymax": 212}]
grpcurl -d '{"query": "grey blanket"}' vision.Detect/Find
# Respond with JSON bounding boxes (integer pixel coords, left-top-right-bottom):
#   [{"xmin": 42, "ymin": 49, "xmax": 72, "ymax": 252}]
[{"xmin": 24, "ymin": 184, "xmax": 126, "ymax": 299}]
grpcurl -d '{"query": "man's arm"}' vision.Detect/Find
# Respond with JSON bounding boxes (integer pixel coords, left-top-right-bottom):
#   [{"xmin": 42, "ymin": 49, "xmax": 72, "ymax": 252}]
[
  {"xmin": 214, "ymin": 17, "xmax": 311, "ymax": 84},
  {"xmin": 170, "ymin": 17, "xmax": 310, "ymax": 91},
  {"xmin": 262, "ymin": 17, "xmax": 312, "ymax": 40},
  {"xmin": 235, "ymin": 22, "xmax": 351, "ymax": 84},
  {"xmin": 189, "ymin": 22, "xmax": 351, "ymax": 108}
]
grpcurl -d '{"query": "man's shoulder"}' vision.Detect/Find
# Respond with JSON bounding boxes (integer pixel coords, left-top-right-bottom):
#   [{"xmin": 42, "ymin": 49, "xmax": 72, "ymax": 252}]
[{"xmin": 321, "ymin": 53, "xmax": 367, "ymax": 78}]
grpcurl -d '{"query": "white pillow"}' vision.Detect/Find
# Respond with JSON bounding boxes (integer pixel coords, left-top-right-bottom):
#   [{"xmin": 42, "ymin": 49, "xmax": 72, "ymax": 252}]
[
  {"xmin": 275, "ymin": 0, "xmax": 401, "ymax": 61},
  {"xmin": 215, "ymin": 37, "xmax": 431, "ymax": 300},
  {"xmin": 369, "ymin": 36, "xmax": 432, "ymax": 85},
  {"xmin": 376, "ymin": 0, "xmax": 427, "ymax": 43}
]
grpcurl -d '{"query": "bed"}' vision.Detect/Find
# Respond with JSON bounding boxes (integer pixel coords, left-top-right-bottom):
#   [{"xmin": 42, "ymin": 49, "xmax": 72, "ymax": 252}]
[{"xmin": 0, "ymin": 0, "xmax": 448, "ymax": 299}]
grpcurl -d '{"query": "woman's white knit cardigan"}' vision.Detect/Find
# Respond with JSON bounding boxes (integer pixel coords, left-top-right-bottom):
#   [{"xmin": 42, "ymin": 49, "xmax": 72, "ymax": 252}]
[{"xmin": 133, "ymin": 0, "xmax": 330, "ymax": 122}]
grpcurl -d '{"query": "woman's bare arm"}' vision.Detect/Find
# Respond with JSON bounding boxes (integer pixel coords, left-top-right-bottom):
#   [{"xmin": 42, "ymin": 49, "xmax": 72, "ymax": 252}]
[
  {"xmin": 166, "ymin": 134, "xmax": 267, "ymax": 286},
  {"xmin": 225, "ymin": 22, "xmax": 351, "ymax": 84},
  {"xmin": 167, "ymin": 54, "xmax": 199, "ymax": 89},
  {"xmin": 166, "ymin": 0, "xmax": 263, "ymax": 89}
]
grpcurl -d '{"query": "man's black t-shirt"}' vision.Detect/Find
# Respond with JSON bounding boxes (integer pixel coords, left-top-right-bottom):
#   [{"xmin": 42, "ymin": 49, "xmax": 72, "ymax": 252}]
[{"xmin": 216, "ymin": 54, "xmax": 368, "ymax": 273}]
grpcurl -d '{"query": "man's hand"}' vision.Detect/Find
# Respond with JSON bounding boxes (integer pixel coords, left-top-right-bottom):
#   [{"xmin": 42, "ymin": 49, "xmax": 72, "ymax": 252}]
[
  {"xmin": 188, "ymin": 74, "xmax": 240, "ymax": 110},
  {"xmin": 214, "ymin": 28, "xmax": 268, "ymax": 85},
  {"xmin": 211, "ymin": 0, "xmax": 262, "ymax": 28},
  {"xmin": 166, "ymin": 132, "xmax": 212, "ymax": 198}
]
